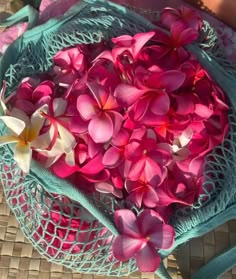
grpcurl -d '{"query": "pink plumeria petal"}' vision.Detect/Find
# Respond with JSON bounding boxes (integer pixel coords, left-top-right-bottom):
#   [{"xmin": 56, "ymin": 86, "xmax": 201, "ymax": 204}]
[
  {"xmin": 195, "ymin": 104, "xmax": 213, "ymax": 119},
  {"xmin": 171, "ymin": 23, "xmax": 199, "ymax": 46},
  {"xmin": 114, "ymin": 209, "xmax": 140, "ymax": 237},
  {"xmin": 80, "ymin": 154, "xmax": 105, "ymax": 175},
  {"xmin": 128, "ymin": 160, "xmax": 146, "ymax": 181},
  {"xmin": 13, "ymin": 100, "xmax": 36, "ymax": 115},
  {"xmin": 112, "ymin": 34, "xmax": 133, "ymax": 46},
  {"xmin": 132, "ymin": 31, "xmax": 155, "ymax": 58},
  {"xmin": 136, "ymin": 244, "xmax": 161, "ymax": 272},
  {"xmin": 51, "ymin": 156, "xmax": 79, "ymax": 178},
  {"xmin": 88, "ymin": 113, "xmax": 113, "ymax": 143},
  {"xmin": 114, "ymin": 84, "xmax": 145, "ymax": 107},
  {"xmin": 150, "ymin": 93, "xmax": 170, "ymax": 115},
  {"xmin": 87, "ymin": 82, "xmax": 109, "ymax": 108},
  {"xmin": 77, "ymin": 94, "xmax": 97, "ymax": 120},
  {"xmin": 102, "ymin": 146, "xmax": 122, "ymax": 167},
  {"xmin": 146, "ymin": 70, "xmax": 185, "ymax": 93},
  {"xmin": 108, "ymin": 111, "xmax": 123, "ymax": 138},
  {"xmin": 143, "ymin": 186, "xmax": 159, "ymax": 208},
  {"xmin": 148, "ymin": 224, "xmax": 175, "ymax": 250},
  {"xmin": 32, "ymin": 81, "xmax": 54, "ymax": 101},
  {"xmin": 112, "ymin": 235, "xmax": 144, "ymax": 262}
]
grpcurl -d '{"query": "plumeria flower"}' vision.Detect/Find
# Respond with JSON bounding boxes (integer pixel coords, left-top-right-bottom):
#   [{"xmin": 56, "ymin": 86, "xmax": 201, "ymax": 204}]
[
  {"xmin": 0, "ymin": 105, "xmax": 48, "ymax": 173},
  {"xmin": 95, "ymin": 31, "xmax": 155, "ymax": 64},
  {"xmin": 53, "ymin": 46, "xmax": 87, "ymax": 84},
  {"xmin": 9, "ymin": 79, "xmax": 54, "ymax": 115},
  {"xmin": 112, "ymin": 209, "xmax": 175, "ymax": 272},
  {"xmin": 161, "ymin": 6, "xmax": 203, "ymax": 31},
  {"xmin": 125, "ymin": 175, "xmax": 159, "ymax": 208},
  {"xmin": 115, "ymin": 67, "xmax": 186, "ymax": 122},
  {"xmin": 151, "ymin": 23, "xmax": 199, "ymax": 66},
  {"xmin": 77, "ymin": 82, "xmax": 123, "ymax": 143}
]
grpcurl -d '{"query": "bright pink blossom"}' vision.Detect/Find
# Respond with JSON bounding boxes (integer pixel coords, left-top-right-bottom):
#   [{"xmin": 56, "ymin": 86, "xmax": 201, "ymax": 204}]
[
  {"xmin": 77, "ymin": 82, "xmax": 123, "ymax": 143},
  {"xmin": 10, "ymin": 79, "xmax": 54, "ymax": 115},
  {"xmin": 53, "ymin": 46, "xmax": 87, "ymax": 84},
  {"xmin": 112, "ymin": 209, "xmax": 175, "ymax": 272}
]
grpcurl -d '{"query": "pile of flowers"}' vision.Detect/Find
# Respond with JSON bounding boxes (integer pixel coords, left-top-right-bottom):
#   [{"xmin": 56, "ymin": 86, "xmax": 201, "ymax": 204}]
[{"xmin": 0, "ymin": 6, "xmax": 230, "ymax": 272}]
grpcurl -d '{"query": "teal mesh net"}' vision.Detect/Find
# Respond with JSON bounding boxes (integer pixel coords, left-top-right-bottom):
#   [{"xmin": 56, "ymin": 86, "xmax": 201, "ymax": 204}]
[{"xmin": 1, "ymin": 0, "xmax": 236, "ymax": 277}]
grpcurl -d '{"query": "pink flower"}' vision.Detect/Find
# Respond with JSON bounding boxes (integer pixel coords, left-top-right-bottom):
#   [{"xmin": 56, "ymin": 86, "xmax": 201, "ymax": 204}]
[
  {"xmin": 77, "ymin": 82, "xmax": 123, "ymax": 143},
  {"xmin": 115, "ymin": 67, "xmax": 186, "ymax": 122},
  {"xmin": 161, "ymin": 6, "xmax": 203, "ymax": 31},
  {"xmin": 151, "ymin": 23, "xmax": 199, "ymax": 66},
  {"xmin": 50, "ymin": 136, "xmax": 109, "ymax": 185},
  {"xmin": 112, "ymin": 209, "xmax": 175, "ymax": 272},
  {"xmin": 125, "ymin": 177, "xmax": 159, "ymax": 208},
  {"xmin": 53, "ymin": 46, "xmax": 87, "ymax": 84},
  {"xmin": 10, "ymin": 79, "xmax": 54, "ymax": 115},
  {"xmin": 123, "ymin": 128, "xmax": 171, "ymax": 186},
  {"xmin": 96, "ymin": 31, "xmax": 155, "ymax": 64}
]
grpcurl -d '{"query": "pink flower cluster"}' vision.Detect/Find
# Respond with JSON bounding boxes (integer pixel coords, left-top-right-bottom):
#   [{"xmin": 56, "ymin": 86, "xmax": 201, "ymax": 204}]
[{"xmin": 1, "ymin": 6, "xmax": 229, "ymax": 273}]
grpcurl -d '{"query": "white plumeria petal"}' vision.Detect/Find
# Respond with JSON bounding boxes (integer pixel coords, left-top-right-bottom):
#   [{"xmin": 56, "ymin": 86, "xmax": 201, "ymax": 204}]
[
  {"xmin": 29, "ymin": 104, "xmax": 48, "ymax": 141},
  {"xmin": 31, "ymin": 127, "xmax": 54, "ymax": 150},
  {"xmin": 65, "ymin": 150, "xmax": 75, "ymax": 166},
  {"xmin": 37, "ymin": 139, "xmax": 64, "ymax": 157},
  {"xmin": 0, "ymin": 116, "xmax": 26, "ymax": 135},
  {"xmin": 0, "ymin": 135, "xmax": 19, "ymax": 146},
  {"xmin": 57, "ymin": 124, "xmax": 76, "ymax": 153},
  {"xmin": 11, "ymin": 108, "xmax": 30, "ymax": 124},
  {"xmin": 179, "ymin": 128, "xmax": 193, "ymax": 147},
  {"xmin": 0, "ymin": 81, "xmax": 9, "ymax": 114},
  {"xmin": 53, "ymin": 98, "xmax": 67, "ymax": 116},
  {"xmin": 14, "ymin": 142, "xmax": 32, "ymax": 173}
]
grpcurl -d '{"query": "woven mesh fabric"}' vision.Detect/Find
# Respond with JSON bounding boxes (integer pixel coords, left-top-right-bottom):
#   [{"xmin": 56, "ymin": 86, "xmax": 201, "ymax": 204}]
[
  {"xmin": 0, "ymin": 124, "xmax": 138, "ymax": 276},
  {"xmin": 1, "ymin": 0, "xmax": 236, "ymax": 277}
]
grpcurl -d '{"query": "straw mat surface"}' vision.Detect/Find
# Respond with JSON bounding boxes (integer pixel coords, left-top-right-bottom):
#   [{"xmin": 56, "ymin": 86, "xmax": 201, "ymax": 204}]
[{"xmin": 1, "ymin": 1, "xmax": 236, "ymax": 279}]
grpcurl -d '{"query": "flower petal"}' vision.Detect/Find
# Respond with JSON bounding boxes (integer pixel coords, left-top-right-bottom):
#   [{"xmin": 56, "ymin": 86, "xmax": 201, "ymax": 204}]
[
  {"xmin": 148, "ymin": 224, "xmax": 175, "ymax": 250},
  {"xmin": 112, "ymin": 235, "xmax": 144, "ymax": 262},
  {"xmin": 57, "ymin": 124, "xmax": 76, "ymax": 153},
  {"xmin": 0, "ymin": 116, "xmax": 25, "ymax": 135},
  {"xmin": 133, "ymin": 31, "xmax": 155, "ymax": 58},
  {"xmin": 136, "ymin": 244, "xmax": 161, "ymax": 272},
  {"xmin": 102, "ymin": 146, "xmax": 122, "ymax": 167},
  {"xmin": 114, "ymin": 209, "xmax": 140, "ymax": 237},
  {"xmin": 52, "ymin": 98, "xmax": 67, "ymax": 116},
  {"xmin": 14, "ymin": 142, "xmax": 32, "ymax": 173},
  {"xmin": 88, "ymin": 113, "xmax": 113, "ymax": 143},
  {"xmin": 28, "ymin": 105, "xmax": 48, "ymax": 141},
  {"xmin": 0, "ymin": 135, "xmax": 19, "ymax": 146},
  {"xmin": 77, "ymin": 94, "xmax": 97, "ymax": 120},
  {"xmin": 150, "ymin": 94, "xmax": 170, "ymax": 115},
  {"xmin": 114, "ymin": 84, "xmax": 145, "ymax": 107}
]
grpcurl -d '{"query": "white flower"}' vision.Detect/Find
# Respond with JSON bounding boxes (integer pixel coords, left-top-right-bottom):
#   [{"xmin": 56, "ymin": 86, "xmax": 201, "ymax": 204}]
[{"xmin": 0, "ymin": 105, "xmax": 48, "ymax": 173}]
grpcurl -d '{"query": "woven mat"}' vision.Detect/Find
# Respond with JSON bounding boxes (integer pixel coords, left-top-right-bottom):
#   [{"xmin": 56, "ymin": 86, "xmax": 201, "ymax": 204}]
[{"xmin": 1, "ymin": 1, "xmax": 236, "ymax": 279}]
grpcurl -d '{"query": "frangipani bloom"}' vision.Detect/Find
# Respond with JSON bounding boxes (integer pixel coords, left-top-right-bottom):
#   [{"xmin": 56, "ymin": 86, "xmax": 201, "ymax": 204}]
[
  {"xmin": 0, "ymin": 105, "xmax": 48, "ymax": 173},
  {"xmin": 161, "ymin": 6, "xmax": 203, "ymax": 31},
  {"xmin": 112, "ymin": 209, "xmax": 175, "ymax": 272},
  {"xmin": 77, "ymin": 82, "xmax": 123, "ymax": 143}
]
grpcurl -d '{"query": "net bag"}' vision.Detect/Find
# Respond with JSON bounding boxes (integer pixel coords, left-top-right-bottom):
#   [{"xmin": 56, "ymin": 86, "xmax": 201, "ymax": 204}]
[{"xmin": 1, "ymin": 1, "xmax": 236, "ymax": 278}]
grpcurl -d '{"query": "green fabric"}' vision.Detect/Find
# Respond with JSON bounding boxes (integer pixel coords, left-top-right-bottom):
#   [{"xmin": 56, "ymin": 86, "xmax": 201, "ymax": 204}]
[
  {"xmin": 0, "ymin": 5, "xmax": 39, "ymax": 29},
  {"xmin": 1, "ymin": 0, "xmax": 236, "ymax": 277}
]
